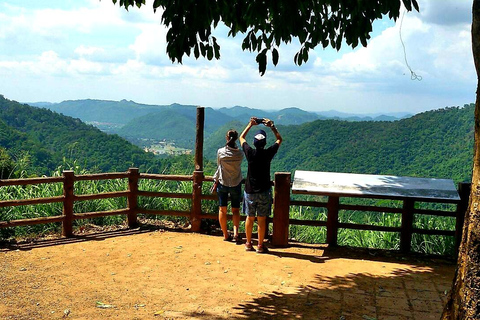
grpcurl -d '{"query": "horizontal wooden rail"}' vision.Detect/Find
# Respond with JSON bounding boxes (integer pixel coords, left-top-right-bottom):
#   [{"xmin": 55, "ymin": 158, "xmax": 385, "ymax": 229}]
[
  {"xmin": 288, "ymin": 218, "xmax": 327, "ymax": 227},
  {"xmin": 137, "ymin": 208, "xmax": 191, "ymax": 217},
  {"xmin": 292, "ymin": 189, "xmax": 461, "ymax": 204},
  {"xmin": 137, "ymin": 191, "xmax": 192, "ymax": 199},
  {"xmin": 200, "ymin": 194, "xmax": 217, "ymax": 201},
  {"xmin": 338, "ymin": 222, "xmax": 401, "ymax": 233},
  {"xmin": 139, "ymin": 173, "xmax": 192, "ymax": 181},
  {"xmin": 412, "ymin": 228, "xmax": 455, "ymax": 236},
  {"xmin": 0, "ymin": 196, "xmax": 64, "ymax": 208},
  {"xmin": 290, "ymin": 200, "xmax": 328, "ymax": 208},
  {"xmin": 74, "ymin": 172, "xmax": 129, "ymax": 181},
  {"xmin": 199, "ymin": 213, "xmax": 248, "ymax": 222},
  {"xmin": 0, "ymin": 176, "xmax": 64, "ymax": 186},
  {"xmin": 339, "ymin": 204, "xmax": 403, "ymax": 214},
  {"xmin": 73, "ymin": 209, "xmax": 130, "ymax": 220},
  {"xmin": 74, "ymin": 191, "xmax": 130, "ymax": 202},
  {"xmin": 413, "ymin": 208, "xmax": 457, "ymax": 217},
  {"xmin": 0, "ymin": 215, "xmax": 64, "ymax": 228}
]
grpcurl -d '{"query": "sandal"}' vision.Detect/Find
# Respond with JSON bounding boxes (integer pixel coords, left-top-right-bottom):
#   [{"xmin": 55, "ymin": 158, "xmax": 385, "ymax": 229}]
[
  {"xmin": 233, "ymin": 235, "xmax": 243, "ymax": 245},
  {"xmin": 245, "ymin": 242, "xmax": 254, "ymax": 251},
  {"xmin": 256, "ymin": 245, "xmax": 269, "ymax": 254},
  {"xmin": 223, "ymin": 234, "xmax": 233, "ymax": 242}
]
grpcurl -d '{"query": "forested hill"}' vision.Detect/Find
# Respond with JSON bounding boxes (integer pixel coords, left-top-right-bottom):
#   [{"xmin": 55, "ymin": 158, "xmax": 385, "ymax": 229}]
[
  {"xmin": 0, "ymin": 94, "xmax": 474, "ymax": 183},
  {"xmin": 270, "ymin": 104, "xmax": 474, "ymax": 183},
  {"xmin": 0, "ymin": 95, "xmax": 200, "ymax": 176}
]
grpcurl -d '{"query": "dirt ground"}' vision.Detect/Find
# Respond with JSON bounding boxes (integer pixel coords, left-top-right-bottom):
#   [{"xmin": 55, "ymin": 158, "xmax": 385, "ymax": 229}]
[{"xmin": 0, "ymin": 224, "xmax": 455, "ymax": 320}]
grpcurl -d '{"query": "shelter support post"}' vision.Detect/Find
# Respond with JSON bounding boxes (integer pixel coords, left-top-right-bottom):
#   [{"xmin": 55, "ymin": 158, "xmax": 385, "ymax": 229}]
[
  {"xmin": 272, "ymin": 172, "xmax": 291, "ymax": 247},
  {"xmin": 400, "ymin": 199, "xmax": 415, "ymax": 253},
  {"xmin": 455, "ymin": 182, "xmax": 471, "ymax": 257},
  {"xmin": 326, "ymin": 196, "xmax": 340, "ymax": 246}
]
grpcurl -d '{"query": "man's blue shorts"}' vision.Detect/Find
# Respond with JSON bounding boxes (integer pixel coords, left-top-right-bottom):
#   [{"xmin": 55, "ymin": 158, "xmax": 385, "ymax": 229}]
[
  {"xmin": 243, "ymin": 190, "xmax": 272, "ymax": 217},
  {"xmin": 217, "ymin": 183, "xmax": 242, "ymax": 208}
]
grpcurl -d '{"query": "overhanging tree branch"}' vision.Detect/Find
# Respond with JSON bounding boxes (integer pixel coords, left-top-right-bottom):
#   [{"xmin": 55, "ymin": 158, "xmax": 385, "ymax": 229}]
[{"xmin": 111, "ymin": 0, "xmax": 419, "ymax": 75}]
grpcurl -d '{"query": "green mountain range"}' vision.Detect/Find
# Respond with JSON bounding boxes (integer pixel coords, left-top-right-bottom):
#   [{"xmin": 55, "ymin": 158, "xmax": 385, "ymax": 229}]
[
  {"xmin": 28, "ymin": 99, "xmax": 411, "ymax": 149},
  {"xmin": 273, "ymin": 104, "xmax": 474, "ymax": 183},
  {"xmin": 0, "ymin": 95, "xmax": 200, "ymax": 176},
  {"xmin": 1, "ymin": 95, "xmax": 474, "ymax": 184},
  {"xmin": 207, "ymin": 104, "xmax": 474, "ymax": 183}
]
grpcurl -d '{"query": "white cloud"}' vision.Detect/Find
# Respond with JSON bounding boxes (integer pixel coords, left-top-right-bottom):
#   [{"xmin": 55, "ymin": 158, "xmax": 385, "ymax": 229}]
[
  {"xmin": 419, "ymin": 0, "xmax": 472, "ymax": 26},
  {"xmin": 0, "ymin": 0, "xmax": 476, "ymax": 113}
]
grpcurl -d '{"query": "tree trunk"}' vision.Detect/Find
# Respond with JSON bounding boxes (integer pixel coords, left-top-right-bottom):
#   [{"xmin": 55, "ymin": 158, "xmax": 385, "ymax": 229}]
[{"xmin": 441, "ymin": 1, "xmax": 480, "ymax": 319}]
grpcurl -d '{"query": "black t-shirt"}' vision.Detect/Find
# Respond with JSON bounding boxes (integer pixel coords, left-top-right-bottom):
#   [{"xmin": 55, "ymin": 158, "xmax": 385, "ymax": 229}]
[{"xmin": 242, "ymin": 142, "xmax": 280, "ymax": 194}]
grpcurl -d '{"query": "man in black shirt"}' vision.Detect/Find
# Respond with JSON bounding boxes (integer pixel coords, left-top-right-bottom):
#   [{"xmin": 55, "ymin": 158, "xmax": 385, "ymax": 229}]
[{"xmin": 239, "ymin": 117, "xmax": 283, "ymax": 253}]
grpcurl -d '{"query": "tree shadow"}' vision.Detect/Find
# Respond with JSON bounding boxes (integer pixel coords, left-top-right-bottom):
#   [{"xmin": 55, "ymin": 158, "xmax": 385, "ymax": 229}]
[
  {"xmin": 180, "ymin": 265, "xmax": 452, "ymax": 319},
  {"xmin": 0, "ymin": 223, "xmax": 186, "ymax": 252}
]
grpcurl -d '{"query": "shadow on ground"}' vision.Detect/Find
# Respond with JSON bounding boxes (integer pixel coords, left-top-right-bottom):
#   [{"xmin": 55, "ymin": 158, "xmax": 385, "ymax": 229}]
[{"xmin": 181, "ymin": 265, "xmax": 451, "ymax": 319}]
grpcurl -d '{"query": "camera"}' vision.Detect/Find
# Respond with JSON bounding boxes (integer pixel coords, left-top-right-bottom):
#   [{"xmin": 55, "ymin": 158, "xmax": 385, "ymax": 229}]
[{"xmin": 255, "ymin": 118, "xmax": 264, "ymax": 124}]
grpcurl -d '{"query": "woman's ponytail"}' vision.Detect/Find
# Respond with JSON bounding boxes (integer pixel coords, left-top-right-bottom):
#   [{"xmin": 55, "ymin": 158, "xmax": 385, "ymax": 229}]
[{"xmin": 226, "ymin": 130, "xmax": 238, "ymax": 148}]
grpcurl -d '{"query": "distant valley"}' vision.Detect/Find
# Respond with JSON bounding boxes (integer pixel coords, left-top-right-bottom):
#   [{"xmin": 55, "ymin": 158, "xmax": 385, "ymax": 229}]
[{"xmin": 28, "ymin": 99, "xmax": 413, "ymax": 153}]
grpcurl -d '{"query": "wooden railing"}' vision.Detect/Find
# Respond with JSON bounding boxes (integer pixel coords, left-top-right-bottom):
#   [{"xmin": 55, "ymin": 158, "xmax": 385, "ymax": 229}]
[
  {"xmin": 270, "ymin": 172, "xmax": 470, "ymax": 256},
  {"xmin": 0, "ymin": 168, "xmax": 197, "ymax": 236},
  {"xmin": 0, "ymin": 169, "xmax": 469, "ymax": 256}
]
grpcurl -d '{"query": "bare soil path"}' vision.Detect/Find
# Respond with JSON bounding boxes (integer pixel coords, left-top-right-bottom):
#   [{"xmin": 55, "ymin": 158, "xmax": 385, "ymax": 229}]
[{"xmin": 0, "ymin": 226, "xmax": 455, "ymax": 320}]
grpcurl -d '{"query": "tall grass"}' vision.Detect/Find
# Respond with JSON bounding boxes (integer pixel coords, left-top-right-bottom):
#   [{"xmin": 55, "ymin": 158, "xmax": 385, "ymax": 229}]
[
  {"xmin": 0, "ymin": 165, "xmax": 196, "ymax": 239},
  {"xmin": 288, "ymin": 195, "xmax": 457, "ymax": 256}
]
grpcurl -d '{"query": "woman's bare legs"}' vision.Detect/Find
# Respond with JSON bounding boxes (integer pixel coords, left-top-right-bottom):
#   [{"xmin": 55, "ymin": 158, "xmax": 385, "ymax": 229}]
[{"xmin": 218, "ymin": 206, "xmax": 229, "ymax": 240}]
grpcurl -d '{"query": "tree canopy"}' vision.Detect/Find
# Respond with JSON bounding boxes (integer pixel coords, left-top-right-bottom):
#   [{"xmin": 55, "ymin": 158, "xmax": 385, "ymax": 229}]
[{"xmin": 112, "ymin": 0, "xmax": 419, "ymax": 75}]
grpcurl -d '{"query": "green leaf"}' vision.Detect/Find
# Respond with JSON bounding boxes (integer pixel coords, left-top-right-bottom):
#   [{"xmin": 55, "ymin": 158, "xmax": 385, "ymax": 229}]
[
  {"xmin": 272, "ymin": 48, "xmax": 279, "ymax": 66},
  {"xmin": 252, "ymin": 33, "xmax": 258, "ymax": 51},
  {"xmin": 207, "ymin": 46, "xmax": 214, "ymax": 60},
  {"xmin": 298, "ymin": 30, "xmax": 307, "ymax": 44},
  {"xmin": 302, "ymin": 48, "xmax": 309, "ymax": 63},
  {"xmin": 242, "ymin": 37, "xmax": 250, "ymax": 51},
  {"xmin": 194, "ymin": 44, "xmax": 200, "ymax": 59},
  {"xmin": 335, "ymin": 34, "xmax": 343, "ymax": 50},
  {"xmin": 153, "ymin": 0, "xmax": 162, "ymax": 9},
  {"xmin": 412, "ymin": 0, "xmax": 420, "ymax": 11},
  {"xmin": 256, "ymin": 50, "xmax": 267, "ymax": 76},
  {"xmin": 213, "ymin": 38, "xmax": 221, "ymax": 59},
  {"xmin": 360, "ymin": 35, "xmax": 368, "ymax": 47}
]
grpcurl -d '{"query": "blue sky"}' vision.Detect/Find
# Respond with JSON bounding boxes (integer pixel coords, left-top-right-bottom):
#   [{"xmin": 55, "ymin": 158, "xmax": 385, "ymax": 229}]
[{"xmin": 0, "ymin": 0, "xmax": 475, "ymax": 114}]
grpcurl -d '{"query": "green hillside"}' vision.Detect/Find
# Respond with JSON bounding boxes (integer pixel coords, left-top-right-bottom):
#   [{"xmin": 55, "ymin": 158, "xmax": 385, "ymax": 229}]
[
  {"xmin": 116, "ymin": 106, "xmax": 235, "ymax": 149},
  {"xmin": 272, "ymin": 104, "xmax": 474, "ymax": 183},
  {"xmin": 204, "ymin": 104, "xmax": 474, "ymax": 183},
  {"xmin": 31, "ymin": 99, "xmax": 167, "ymax": 125},
  {"xmin": 0, "ymin": 95, "xmax": 200, "ymax": 176}
]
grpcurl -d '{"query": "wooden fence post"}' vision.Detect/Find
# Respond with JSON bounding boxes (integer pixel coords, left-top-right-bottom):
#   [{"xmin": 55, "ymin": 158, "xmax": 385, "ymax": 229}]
[
  {"xmin": 326, "ymin": 196, "xmax": 340, "ymax": 246},
  {"xmin": 127, "ymin": 168, "xmax": 139, "ymax": 228},
  {"xmin": 400, "ymin": 198, "xmax": 415, "ymax": 253},
  {"xmin": 190, "ymin": 106, "xmax": 205, "ymax": 232},
  {"xmin": 272, "ymin": 172, "xmax": 291, "ymax": 247},
  {"xmin": 195, "ymin": 107, "xmax": 204, "ymax": 172},
  {"xmin": 62, "ymin": 170, "xmax": 74, "ymax": 237},
  {"xmin": 455, "ymin": 182, "xmax": 471, "ymax": 257},
  {"xmin": 191, "ymin": 170, "xmax": 203, "ymax": 232}
]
